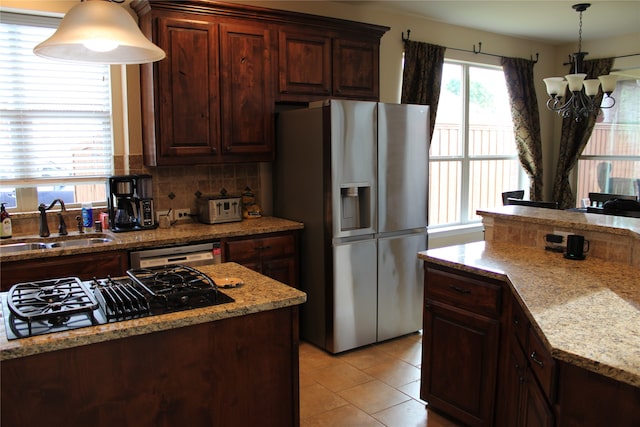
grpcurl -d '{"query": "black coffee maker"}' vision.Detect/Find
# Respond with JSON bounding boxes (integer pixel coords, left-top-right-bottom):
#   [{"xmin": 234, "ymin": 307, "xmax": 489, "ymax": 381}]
[{"xmin": 107, "ymin": 175, "xmax": 156, "ymax": 232}]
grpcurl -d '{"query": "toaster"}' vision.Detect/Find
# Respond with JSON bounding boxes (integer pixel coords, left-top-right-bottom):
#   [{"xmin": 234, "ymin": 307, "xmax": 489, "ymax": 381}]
[{"xmin": 197, "ymin": 194, "xmax": 243, "ymax": 224}]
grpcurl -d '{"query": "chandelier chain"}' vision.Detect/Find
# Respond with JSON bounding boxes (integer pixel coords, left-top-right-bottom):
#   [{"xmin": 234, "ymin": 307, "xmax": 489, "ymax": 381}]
[{"xmin": 577, "ymin": 10, "xmax": 583, "ymax": 53}]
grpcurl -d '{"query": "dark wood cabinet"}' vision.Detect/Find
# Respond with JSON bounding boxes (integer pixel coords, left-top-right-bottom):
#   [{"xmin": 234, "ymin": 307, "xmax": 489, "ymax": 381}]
[
  {"xmin": 1, "ymin": 306, "xmax": 300, "ymax": 427},
  {"xmin": 422, "ymin": 301, "xmax": 499, "ymax": 427},
  {"xmin": 133, "ymin": 0, "xmax": 388, "ymax": 166},
  {"xmin": 222, "ymin": 231, "xmax": 298, "ymax": 288},
  {"xmin": 277, "ymin": 26, "xmax": 384, "ymax": 102},
  {"xmin": 332, "ymin": 37, "xmax": 380, "ymax": 100},
  {"xmin": 423, "ymin": 261, "xmax": 640, "ymax": 427},
  {"xmin": 136, "ymin": 5, "xmax": 274, "ymax": 165},
  {"xmin": 421, "ymin": 265, "xmax": 503, "ymax": 427},
  {"xmin": 0, "ymin": 250, "xmax": 128, "ymax": 291},
  {"xmin": 499, "ymin": 295, "xmax": 555, "ymax": 427},
  {"xmin": 219, "ymin": 21, "xmax": 274, "ymax": 159},
  {"xmin": 521, "ymin": 368, "xmax": 554, "ymax": 427},
  {"xmin": 278, "ymin": 28, "xmax": 332, "ymax": 99},
  {"xmin": 149, "ymin": 16, "xmax": 220, "ymax": 164}
]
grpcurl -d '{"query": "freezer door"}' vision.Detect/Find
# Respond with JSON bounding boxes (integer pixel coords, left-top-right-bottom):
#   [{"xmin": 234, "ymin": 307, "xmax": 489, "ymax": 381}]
[
  {"xmin": 378, "ymin": 103, "xmax": 429, "ymax": 233},
  {"xmin": 330, "ymin": 238, "xmax": 377, "ymax": 353},
  {"xmin": 377, "ymin": 232, "xmax": 426, "ymax": 342},
  {"xmin": 330, "ymin": 100, "xmax": 377, "ymax": 239}
]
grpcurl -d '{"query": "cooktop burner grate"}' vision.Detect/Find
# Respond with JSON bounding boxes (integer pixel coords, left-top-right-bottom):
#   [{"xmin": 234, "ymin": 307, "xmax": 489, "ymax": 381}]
[
  {"xmin": 7, "ymin": 277, "xmax": 99, "ymax": 321},
  {"xmin": 127, "ymin": 264, "xmax": 234, "ymax": 310},
  {"xmin": 5, "ymin": 277, "xmax": 100, "ymax": 337},
  {"xmin": 127, "ymin": 264, "xmax": 215, "ymax": 294}
]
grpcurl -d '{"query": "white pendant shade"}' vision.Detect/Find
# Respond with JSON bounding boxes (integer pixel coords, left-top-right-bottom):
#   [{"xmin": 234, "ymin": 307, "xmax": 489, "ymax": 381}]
[
  {"xmin": 565, "ymin": 73, "xmax": 587, "ymax": 92},
  {"xmin": 543, "ymin": 77, "xmax": 566, "ymax": 97},
  {"xmin": 33, "ymin": 0, "xmax": 165, "ymax": 64},
  {"xmin": 583, "ymin": 79, "xmax": 601, "ymax": 96},
  {"xmin": 598, "ymin": 74, "xmax": 618, "ymax": 94}
]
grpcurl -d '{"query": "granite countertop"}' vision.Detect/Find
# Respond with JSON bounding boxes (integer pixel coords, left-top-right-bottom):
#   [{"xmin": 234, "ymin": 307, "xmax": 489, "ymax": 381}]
[
  {"xmin": 0, "ymin": 262, "xmax": 307, "ymax": 361},
  {"xmin": 0, "ymin": 216, "xmax": 304, "ymax": 262},
  {"xmin": 418, "ymin": 240, "xmax": 640, "ymax": 388},
  {"xmin": 478, "ymin": 205, "xmax": 640, "ymax": 237}
]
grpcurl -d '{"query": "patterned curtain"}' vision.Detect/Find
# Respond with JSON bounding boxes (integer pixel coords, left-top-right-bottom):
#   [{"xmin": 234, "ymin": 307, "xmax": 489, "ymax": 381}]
[
  {"xmin": 501, "ymin": 57, "xmax": 544, "ymax": 200},
  {"xmin": 401, "ymin": 40, "xmax": 446, "ymax": 141},
  {"xmin": 552, "ymin": 57, "xmax": 614, "ymax": 209}
]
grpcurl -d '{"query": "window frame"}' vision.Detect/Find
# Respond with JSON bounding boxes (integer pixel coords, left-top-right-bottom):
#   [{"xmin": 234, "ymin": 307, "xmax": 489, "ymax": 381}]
[
  {"xmin": 0, "ymin": 8, "xmax": 129, "ymax": 213},
  {"xmin": 429, "ymin": 59, "xmax": 525, "ymax": 229},
  {"xmin": 575, "ymin": 78, "xmax": 640, "ymax": 205}
]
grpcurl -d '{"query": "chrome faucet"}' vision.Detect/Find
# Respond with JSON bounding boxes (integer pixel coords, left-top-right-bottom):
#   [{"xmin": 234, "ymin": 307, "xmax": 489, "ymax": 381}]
[{"xmin": 39, "ymin": 199, "xmax": 68, "ymax": 237}]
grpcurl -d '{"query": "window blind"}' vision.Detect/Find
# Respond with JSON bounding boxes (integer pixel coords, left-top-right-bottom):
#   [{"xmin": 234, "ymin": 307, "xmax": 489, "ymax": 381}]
[{"xmin": 0, "ymin": 12, "xmax": 113, "ymax": 185}]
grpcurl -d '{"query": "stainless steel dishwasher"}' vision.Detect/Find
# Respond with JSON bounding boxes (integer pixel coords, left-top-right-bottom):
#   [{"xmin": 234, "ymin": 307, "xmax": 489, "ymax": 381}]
[{"xmin": 129, "ymin": 242, "xmax": 222, "ymax": 268}]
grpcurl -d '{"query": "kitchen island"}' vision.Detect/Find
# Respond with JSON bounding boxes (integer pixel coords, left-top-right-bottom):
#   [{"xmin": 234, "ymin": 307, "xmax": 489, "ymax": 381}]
[
  {"xmin": 1, "ymin": 262, "xmax": 307, "ymax": 427},
  {"xmin": 419, "ymin": 206, "xmax": 640, "ymax": 427}
]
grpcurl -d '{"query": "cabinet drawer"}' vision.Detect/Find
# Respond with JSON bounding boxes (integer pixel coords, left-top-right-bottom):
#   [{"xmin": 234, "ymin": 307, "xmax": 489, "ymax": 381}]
[
  {"xmin": 426, "ymin": 268, "xmax": 502, "ymax": 318},
  {"xmin": 510, "ymin": 295, "xmax": 530, "ymax": 351},
  {"xmin": 225, "ymin": 234, "xmax": 295, "ymax": 262},
  {"xmin": 527, "ymin": 327, "xmax": 556, "ymax": 402}
]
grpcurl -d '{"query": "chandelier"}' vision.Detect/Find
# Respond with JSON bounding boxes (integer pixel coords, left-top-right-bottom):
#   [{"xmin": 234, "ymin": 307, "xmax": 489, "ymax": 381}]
[{"xmin": 543, "ymin": 3, "xmax": 617, "ymax": 120}]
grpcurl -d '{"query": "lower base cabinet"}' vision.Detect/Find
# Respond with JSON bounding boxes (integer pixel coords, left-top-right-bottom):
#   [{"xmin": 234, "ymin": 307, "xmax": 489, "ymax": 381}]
[
  {"xmin": 222, "ymin": 231, "xmax": 299, "ymax": 287},
  {"xmin": 422, "ymin": 263, "xmax": 640, "ymax": 427},
  {"xmin": 421, "ymin": 265, "xmax": 502, "ymax": 427},
  {"xmin": 1, "ymin": 306, "xmax": 301, "ymax": 427},
  {"xmin": 0, "ymin": 250, "xmax": 128, "ymax": 291},
  {"xmin": 422, "ymin": 301, "xmax": 499, "ymax": 427}
]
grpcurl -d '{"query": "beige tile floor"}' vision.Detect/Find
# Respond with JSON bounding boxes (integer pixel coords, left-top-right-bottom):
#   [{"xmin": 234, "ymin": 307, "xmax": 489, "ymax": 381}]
[{"xmin": 299, "ymin": 332, "xmax": 462, "ymax": 427}]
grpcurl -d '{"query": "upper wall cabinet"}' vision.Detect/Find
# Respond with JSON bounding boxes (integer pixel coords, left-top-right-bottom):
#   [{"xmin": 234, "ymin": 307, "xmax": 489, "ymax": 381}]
[
  {"xmin": 277, "ymin": 26, "xmax": 383, "ymax": 102},
  {"xmin": 132, "ymin": 1, "xmax": 388, "ymax": 166}
]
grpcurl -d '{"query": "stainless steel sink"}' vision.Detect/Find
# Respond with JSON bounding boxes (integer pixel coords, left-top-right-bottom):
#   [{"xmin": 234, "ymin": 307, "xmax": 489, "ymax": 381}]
[
  {"xmin": 47, "ymin": 237, "xmax": 113, "ymax": 248},
  {"xmin": 0, "ymin": 235, "xmax": 114, "ymax": 254},
  {"xmin": 0, "ymin": 242, "xmax": 49, "ymax": 255}
]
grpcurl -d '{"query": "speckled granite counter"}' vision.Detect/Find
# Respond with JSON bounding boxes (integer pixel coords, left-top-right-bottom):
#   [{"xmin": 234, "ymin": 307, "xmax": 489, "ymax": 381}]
[
  {"xmin": 418, "ymin": 240, "xmax": 640, "ymax": 388},
  {"xmin": 0, "ymin": 262, "xmax": 306, "ymax": 361},
  {"xmin": 0, "ymin": 216, "xmax": 303, "ymax": 262}
]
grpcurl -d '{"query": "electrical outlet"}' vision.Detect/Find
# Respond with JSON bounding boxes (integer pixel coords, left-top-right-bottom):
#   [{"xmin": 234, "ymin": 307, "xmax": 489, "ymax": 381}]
[
  {"xmin": 175, "ymin": 208, "xmax": 192, "ymax": 220},
  {"xmin": 553, "ymin": 230, "xmax": 573, "ymax": 247},
  {"xmin": 156, "ymin": 210, "xmax": 172, "ymax": 222}
]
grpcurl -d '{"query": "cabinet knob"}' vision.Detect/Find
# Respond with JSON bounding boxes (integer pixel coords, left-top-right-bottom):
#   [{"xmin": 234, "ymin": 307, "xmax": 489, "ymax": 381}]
[
  {"xmin": 449, "ymin": 285, "xmax": 471, "ymax": 295},
  {"xmin": 530, "ymin": 351, "xmax": 544, "ymax": 367}
]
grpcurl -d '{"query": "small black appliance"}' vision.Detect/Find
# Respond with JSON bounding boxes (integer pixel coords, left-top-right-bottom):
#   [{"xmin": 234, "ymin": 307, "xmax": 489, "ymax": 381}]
[{"xmin": 107, "ymin": 174, "xmax": 157, "ymax": 232}]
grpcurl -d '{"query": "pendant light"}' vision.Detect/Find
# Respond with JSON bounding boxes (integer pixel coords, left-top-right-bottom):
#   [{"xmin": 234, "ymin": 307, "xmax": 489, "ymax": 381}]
[
  {"xmin": 542, "ymin": 3, "xmax": 617, "ymax": 120},
  {"xmin": 33, "ymin": 0, "xmax": 165, "ymax": 65}
]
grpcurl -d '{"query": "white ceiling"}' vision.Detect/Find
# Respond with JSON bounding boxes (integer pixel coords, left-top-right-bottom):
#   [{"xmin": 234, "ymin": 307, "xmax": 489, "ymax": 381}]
[{"xmin": 338, "ymin": 1, "xmax": 640, "ymax": 44}]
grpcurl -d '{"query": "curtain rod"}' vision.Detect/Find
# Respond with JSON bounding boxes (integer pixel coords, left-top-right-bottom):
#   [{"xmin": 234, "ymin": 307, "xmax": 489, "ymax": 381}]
[
  {"xmin": 401, "ymin": 29, "xmax": 540, "ymax": 63},
  {"xmin": 402, "ymin": 29, "xmax": 640, "ymax": 64}
]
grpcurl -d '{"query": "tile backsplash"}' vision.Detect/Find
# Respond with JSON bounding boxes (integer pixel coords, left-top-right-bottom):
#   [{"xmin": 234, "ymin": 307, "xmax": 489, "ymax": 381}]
[
  {"xmin": 482, "ymin": 216, "xmax": 638, "ymax": 267},
  {"xmin": 125, "ymin": 154, "xmax": 264, "ymax": 215},
  {"xmin": 9, "ymin": 155, "xmax": 267, "ymax": 236}
]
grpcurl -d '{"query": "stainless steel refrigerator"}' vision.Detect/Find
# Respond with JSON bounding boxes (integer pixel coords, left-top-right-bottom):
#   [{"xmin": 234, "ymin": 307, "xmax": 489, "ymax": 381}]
[{"xmin": 275, "ymin": 99, "xmax": 429, "ymax": 353}]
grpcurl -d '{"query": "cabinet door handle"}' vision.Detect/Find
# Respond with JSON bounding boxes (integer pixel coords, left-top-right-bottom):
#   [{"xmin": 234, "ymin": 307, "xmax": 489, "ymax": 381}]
[
  {"xmin": 530, "ymin": 351, "xmax": 544, "ymax": 367},
  {"xmin": 449, "ymin": 285, "xmax": 471, "ymax": 294}
]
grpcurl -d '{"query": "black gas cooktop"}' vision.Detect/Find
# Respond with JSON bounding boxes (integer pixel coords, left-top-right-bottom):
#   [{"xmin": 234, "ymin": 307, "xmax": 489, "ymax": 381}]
[{"xmin": 2, "ymin": 265, "xmax": 234, "ymax": 340}]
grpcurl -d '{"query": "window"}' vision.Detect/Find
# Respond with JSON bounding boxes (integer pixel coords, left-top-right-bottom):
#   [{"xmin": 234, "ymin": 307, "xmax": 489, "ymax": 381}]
[
  {"xmin": 430, "ymin": 61, "xmax": 523, "ymax": 227},
  {"xmin": 576, "ymin": 79, "xmax": 640, "ymax": 206},
  {"xmin": 0, "ymin": 12, "xmax": 113, "ymax": 212}
]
